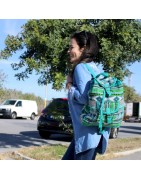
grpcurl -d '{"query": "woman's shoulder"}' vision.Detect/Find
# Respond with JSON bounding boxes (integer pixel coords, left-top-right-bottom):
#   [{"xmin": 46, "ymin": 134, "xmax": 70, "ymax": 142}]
[
  {"xmin": 75, "ymin": 63, "xmax": 85, "ymax": 71},
  {"xmin": 75, "ymin": 62, "xmax": 94, "ymax": 69},
  {"xmin": 87, "ymin": 62, "xmax": 101, "ymax": 74},
  {"xmin": 75, "ymin": 62, "xmax": 100, "ymax": 73},
  {"xmin": 76, "ymin": 62, "xmax": 85, "ymax": 67}
]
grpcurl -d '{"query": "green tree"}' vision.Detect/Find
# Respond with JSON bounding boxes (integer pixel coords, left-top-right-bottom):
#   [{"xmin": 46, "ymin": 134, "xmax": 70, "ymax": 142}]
[
  {"xmin": 0, "ymin": 70, "xmax": 6, "ymax": 88},
  {"xmin": 0, "ymin": 19, "xmax": 141, "ymax": 90},
  {"xmin": 124, "ymin": 84, "xmax": 141, "ymax": 102},
  {"xmin": 0, "ymin": 71, "xmax": 6, "ymax": 98}
]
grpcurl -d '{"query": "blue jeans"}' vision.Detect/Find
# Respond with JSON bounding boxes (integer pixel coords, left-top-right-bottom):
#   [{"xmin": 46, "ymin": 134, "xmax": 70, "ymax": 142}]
[{"xmin": 62, "ymin": 139, "xmax": 97, "ymax": 160}]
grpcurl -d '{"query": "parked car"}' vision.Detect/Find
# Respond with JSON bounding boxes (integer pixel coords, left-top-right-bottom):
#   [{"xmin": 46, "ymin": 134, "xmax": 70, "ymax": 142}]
[
  {"xmin": 0, "ymin": 99, "xmax": 38, "ymax": 120},
  {"xmin": 37, "ymin": 98, "xmax": 119, "ymax": 139}
]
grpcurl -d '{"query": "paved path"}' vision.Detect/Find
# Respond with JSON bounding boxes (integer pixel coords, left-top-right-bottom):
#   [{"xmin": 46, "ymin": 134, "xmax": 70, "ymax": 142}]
[{"xmin": 113, "ymin": 148, "xmax": 141, "ymax": 160}]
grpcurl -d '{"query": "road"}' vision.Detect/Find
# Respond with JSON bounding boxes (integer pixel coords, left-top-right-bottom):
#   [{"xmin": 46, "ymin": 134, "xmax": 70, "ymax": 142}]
[
  {"xmin": 118, "ymin": 120, "xmax": 141, "ymax": 138},
  {"xmin": 0, "ymin": 118, "xmax": 141, "ymax": 153},
  {"xmin": 0, "ymin": 118, "xmax": 71, "ymax": 153}
]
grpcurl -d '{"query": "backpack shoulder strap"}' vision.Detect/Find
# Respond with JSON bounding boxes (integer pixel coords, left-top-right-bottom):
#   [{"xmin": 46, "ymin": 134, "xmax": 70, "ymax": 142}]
[
  {"xmin": 84, "ymin": 63, "xmax": 109, "ymax": 78},
  {"xmin": 84, "ymin": 63, "xmax": 96, "ymax": 78}
]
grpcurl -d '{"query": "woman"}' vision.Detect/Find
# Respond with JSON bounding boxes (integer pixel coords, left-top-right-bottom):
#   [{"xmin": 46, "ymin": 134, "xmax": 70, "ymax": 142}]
[{"xmin": 62, "ymin": 31, "xmax": 110, "ymax": 160}]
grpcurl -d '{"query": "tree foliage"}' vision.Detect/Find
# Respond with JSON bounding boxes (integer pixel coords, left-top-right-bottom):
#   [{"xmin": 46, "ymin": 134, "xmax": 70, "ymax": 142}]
[
  {"xmin": 124, "ymin": 84, "xmax": 141, "ymax": 102},
  {"xmin": 0, "ymin": 70, "xmax": 7, "ymax": 88},
  {"xmin": 1, "ymin": 19, "xmax": 141, "ymax": 90}
]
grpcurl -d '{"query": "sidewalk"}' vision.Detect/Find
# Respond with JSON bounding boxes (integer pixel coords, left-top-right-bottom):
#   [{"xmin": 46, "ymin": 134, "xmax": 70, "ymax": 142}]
[{"xmin": 113, "ymin": 148, "xmax": 141, "ymax": 160}]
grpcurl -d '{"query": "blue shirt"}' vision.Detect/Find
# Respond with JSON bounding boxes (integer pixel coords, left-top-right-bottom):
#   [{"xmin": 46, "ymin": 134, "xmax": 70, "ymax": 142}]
[{"xmin": 68, "ymin": 62, "xmax": 110, "ymax": 154}]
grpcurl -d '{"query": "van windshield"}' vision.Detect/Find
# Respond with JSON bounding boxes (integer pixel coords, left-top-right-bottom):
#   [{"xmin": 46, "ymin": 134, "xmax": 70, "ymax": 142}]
[{"xmin": 3, "ymin": 100, "xmax": 17, "ymax": 105}]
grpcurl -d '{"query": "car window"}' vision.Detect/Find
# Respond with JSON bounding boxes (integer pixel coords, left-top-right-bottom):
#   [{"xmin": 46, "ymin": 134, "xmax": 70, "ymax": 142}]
[
  {"xmin": 43, "ymin": 99, "xmax": 69, "ymax": 116},
  {"xmin": 3, "ymin": 100, "xmax": 17, "ymax": 105},
  {"xmin": 15, "ymin": 101, "xmax": 22, "ymax": 107}
]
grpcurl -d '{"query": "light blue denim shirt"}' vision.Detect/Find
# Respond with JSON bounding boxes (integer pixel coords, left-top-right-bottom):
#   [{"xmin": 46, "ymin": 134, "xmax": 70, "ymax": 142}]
[{"xmin": 68, "ymin": 62, "xmax": 110, "ymax": 154}]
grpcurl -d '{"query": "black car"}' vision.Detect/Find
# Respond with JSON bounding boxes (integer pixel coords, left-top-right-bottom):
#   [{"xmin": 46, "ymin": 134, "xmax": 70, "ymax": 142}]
[
  {"xmin": 37, "ymin": 98, "xmax": 119, "ymax": 139},
  {"xmin": 37, "ymin": 98, "xmax": 73, "ymax": 139}
]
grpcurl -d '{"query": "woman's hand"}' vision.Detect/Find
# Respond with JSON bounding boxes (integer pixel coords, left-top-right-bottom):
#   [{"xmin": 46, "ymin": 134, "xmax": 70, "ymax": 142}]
[{"xmin": 66, "ymin": 75, "xmax": 72, "ymax": 90}]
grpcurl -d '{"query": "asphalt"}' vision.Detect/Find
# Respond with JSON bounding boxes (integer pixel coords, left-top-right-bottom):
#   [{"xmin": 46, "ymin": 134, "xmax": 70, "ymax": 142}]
[{"xmin": 112, "ymin": 148, "xmax": 141, "ymax": 160}]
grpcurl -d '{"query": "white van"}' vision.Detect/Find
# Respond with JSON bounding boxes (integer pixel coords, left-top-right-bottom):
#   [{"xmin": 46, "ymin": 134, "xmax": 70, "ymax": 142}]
[{"xmin": 0, "ymin": 99, "xmax": 38, "ymax": 120}]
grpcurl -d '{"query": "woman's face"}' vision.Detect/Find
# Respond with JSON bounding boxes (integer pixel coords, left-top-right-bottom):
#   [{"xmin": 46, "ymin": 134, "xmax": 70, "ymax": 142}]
[{"xmin": 68, "ymin": 38, "xmax": 84, "ymax": 64}]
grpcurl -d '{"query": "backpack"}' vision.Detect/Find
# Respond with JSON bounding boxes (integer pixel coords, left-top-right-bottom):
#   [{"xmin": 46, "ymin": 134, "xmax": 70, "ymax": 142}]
[{"xmin": 80, "ymin": 63, "xmax": 125, "ymax": 134}]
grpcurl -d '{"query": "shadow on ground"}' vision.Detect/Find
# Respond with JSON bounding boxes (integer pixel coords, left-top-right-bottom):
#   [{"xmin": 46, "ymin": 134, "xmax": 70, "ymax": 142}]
[{"xmin": 0, "ymin": 131, "xmax": 72, "ymax": 149}]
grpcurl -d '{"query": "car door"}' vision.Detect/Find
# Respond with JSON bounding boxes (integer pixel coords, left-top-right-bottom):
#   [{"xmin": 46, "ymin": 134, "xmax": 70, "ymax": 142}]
[{"xmin": 15, "ymin": 101, "xmax": 23, "ymax": 117}]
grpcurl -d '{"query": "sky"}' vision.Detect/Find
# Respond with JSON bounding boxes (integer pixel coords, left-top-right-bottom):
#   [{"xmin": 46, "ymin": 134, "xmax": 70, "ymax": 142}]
[
  {"xmin": 0, "ymin": 19, "xmax": 141, "ymax": 101},
  {"xmin": 0, "ymin": 19, "xmax": 68, "ymax": 101}
]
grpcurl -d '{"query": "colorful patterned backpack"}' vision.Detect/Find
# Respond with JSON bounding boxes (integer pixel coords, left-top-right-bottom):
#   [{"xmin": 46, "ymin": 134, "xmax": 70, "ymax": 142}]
[{"xmin": 81, "ymin": 64, "xmax": 125, "ymax": 134}]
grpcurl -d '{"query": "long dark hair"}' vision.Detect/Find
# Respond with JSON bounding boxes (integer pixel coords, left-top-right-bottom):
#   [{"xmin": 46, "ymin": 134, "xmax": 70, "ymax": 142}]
[{"xmin": 70, "ymin": 31, "xmax": 99, "ymax": 76}]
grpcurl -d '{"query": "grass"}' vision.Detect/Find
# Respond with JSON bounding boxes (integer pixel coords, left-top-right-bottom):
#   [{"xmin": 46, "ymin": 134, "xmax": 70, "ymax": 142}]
[
  {"xmin": 1, "ymin": 137, "xmax": 141, "ymax": 160},
  {"xmin": 17, "ymin": 145, "xmax": 67, "ymax": 160},
  {"xmin": 0, "ymin": 145, "xmax": 67, "ymax": 160},
  {"xmin": 97, "ymin": 137, "xmax": 141, "ymax": 160}
]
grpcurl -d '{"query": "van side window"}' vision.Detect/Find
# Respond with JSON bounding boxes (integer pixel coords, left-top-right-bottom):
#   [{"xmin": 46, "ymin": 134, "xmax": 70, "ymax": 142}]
[{"xmin": 16, "ymin": 101, "xmax": 22, "ymax": 107}]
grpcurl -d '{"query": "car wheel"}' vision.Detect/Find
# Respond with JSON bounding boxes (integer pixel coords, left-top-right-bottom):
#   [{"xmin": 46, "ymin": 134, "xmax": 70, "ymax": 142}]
[
  {"xmin": 109, "ymin": 128, "xmax": 119, "ymax": 139},
  {"xmin": 11, "ymin": 112, "xmax": 17, "ymax": 119},
  {"xmin": 38, "ymin": 130, "xmax": 51, "ymax": 139},
  {"xmin": 30, "ymin": 113, "xmax": 35, "ymax": 120}
]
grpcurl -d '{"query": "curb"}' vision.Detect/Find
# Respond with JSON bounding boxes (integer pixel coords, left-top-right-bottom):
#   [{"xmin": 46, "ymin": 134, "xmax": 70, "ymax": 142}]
[
  {"xmin": 14, "ymin": 148, "xmax": 141, "ymax": 160},
  {"xmin": 13, "ymin": 152, "xmax": 34, "ymax": 160},
  {"xmin": 2, "ymin": 147, "xmax": 141, "ymax": 160},
  {"xmin": 113, "ymin": 147, "xmax": 141, "ymax": 157}
]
